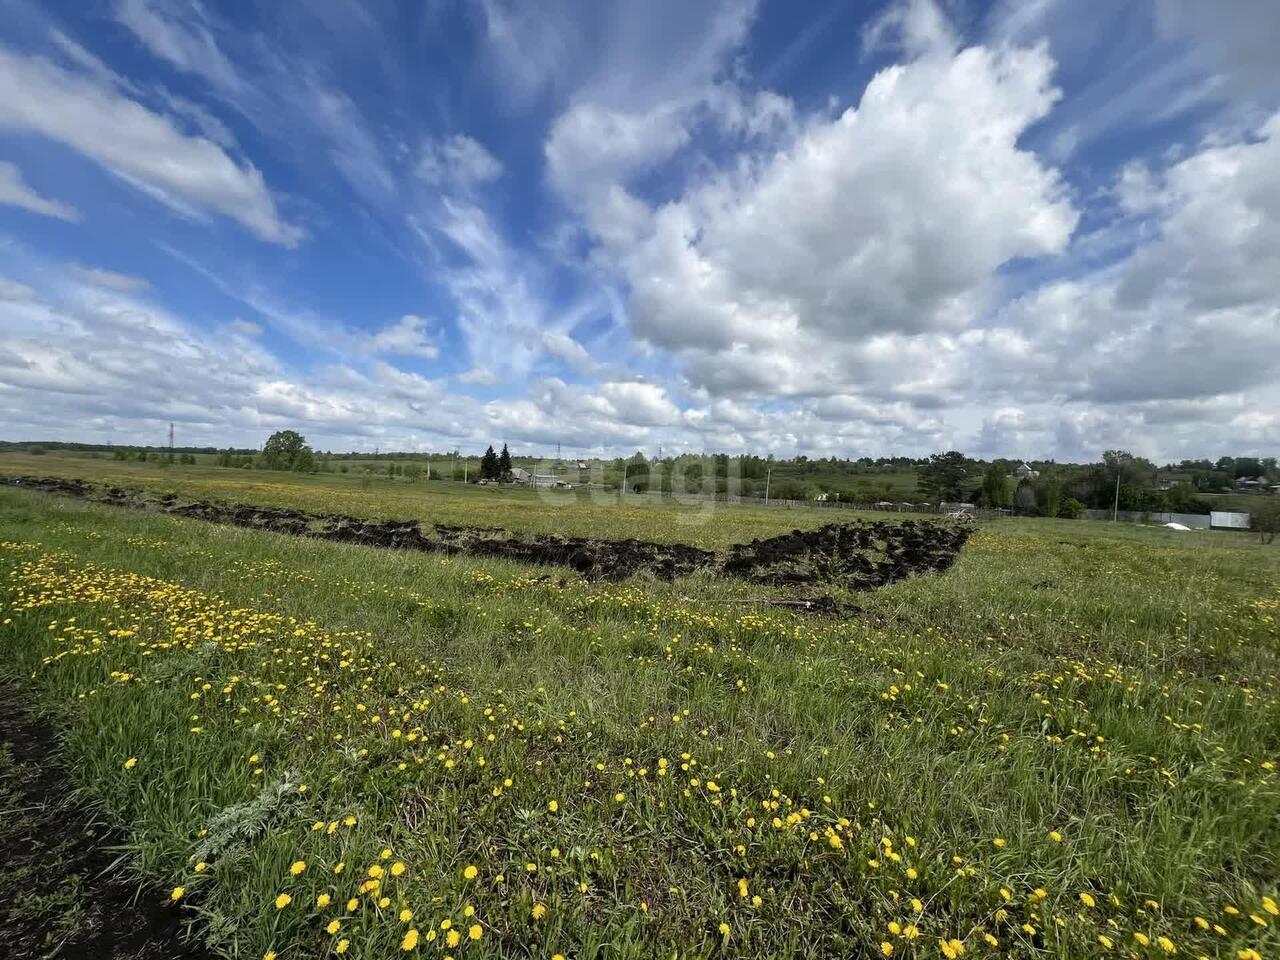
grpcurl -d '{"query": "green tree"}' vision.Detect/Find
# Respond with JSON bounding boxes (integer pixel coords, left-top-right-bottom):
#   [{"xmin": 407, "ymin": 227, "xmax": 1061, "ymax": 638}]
[
  {"xmin": 979, "ymin": 461, "xmax": 1009, "ymax": 508},
  {"xmin": 480, "ymin": 445, "xmax": 498, "ymax": 481},
  {"xmin": 1164, "ymin": 482, "xmax": 1209, "ymax": 514},
  {"xmin": 259, "ymin": 430, "xmax": 313, "ymax": 471},
  {"xmin": 1252, "ymin": 498, "xmax": 1280, "ymax": 545},
  {"xmin": 918, "ymin": 451, "xmax": 968, "ymax": 502},
  {"xmin": 1013, "ymin": 479, "xmax": 1038, "ymax": 515},
  {"xmin": 1035, "ymin": 469, "xmax": 1063, "ymax": 518},
  {"xmin": 497, "ymin": 443, "xmax": 512, "ymax": 480}
]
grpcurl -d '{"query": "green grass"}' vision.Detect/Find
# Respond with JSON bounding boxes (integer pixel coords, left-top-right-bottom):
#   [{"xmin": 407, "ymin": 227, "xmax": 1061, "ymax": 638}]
[
  {"xmin": 0, "ymin": 473, "xmax": 1278, "ymax": 960},
  {"xmin": 0, "ymin": 451, "xmax": 919, "ymax": 549}
]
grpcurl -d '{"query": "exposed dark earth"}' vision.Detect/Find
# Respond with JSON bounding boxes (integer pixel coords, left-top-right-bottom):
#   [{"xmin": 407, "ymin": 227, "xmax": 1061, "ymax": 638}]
[
  {"xmin": 0, "ymin": 684, "xmax": 210, "ymax": 960},
  {"xmin": 1, "ymin": 476, "xmax": 973, "ymax": 595},
  {"xmin": 725, "ymin": 518, "xmax": 974, "ymax": 589}
]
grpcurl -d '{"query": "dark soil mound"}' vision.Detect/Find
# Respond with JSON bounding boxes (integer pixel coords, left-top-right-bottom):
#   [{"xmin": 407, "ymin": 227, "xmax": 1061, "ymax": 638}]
[{"xmin": 723, "ymin": 519, "xmax": 973, "ymax": 589}]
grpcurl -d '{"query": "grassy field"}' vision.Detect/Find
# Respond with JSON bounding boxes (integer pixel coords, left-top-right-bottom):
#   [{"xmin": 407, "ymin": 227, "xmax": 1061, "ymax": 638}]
[
  {"xmin": 0, "ymin": 461, "xmax": 1278, "ymax": 960},
  {"xmin": 0, "ymin": 451, "xmax": 915, "ymax": 549}
]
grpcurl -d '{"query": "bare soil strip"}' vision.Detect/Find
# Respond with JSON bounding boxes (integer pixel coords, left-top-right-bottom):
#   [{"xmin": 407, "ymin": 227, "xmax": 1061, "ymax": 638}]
[
  {"xmin": 0, "ymin": 684, "xmax": 209, "ymax": 960},
  {"xmin": 0, "ymin": 476, "xmax": 972, "ymax": 591}
]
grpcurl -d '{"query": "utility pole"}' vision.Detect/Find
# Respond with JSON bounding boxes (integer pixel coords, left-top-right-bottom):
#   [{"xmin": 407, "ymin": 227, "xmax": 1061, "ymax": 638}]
[
  {"xmin": 1112, "ymin": 470, "xmax": 1121, "ymax": 522},
  {"xmin": 764, "ymin": 466, "xmax": 772, "ymax": 505},
  {"xmin": 622, "ymin": 461, "xmax": 629, "ymax": 496}
]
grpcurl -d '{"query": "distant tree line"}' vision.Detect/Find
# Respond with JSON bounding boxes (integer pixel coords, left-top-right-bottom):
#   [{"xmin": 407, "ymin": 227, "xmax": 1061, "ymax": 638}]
[{"xmin": 7, "ymin": 437, "xmax": 1274, "ymax": 517}]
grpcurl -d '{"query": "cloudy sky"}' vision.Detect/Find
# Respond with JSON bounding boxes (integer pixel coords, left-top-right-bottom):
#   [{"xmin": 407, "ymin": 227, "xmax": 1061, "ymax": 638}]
[{"xmin": 1, "ymin": 0, "xmax": 1277, "ymax": 461}]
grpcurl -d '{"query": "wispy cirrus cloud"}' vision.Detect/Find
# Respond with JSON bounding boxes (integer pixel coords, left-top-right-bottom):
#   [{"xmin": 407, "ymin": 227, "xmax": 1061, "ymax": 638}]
[
  {"xmin": 0, "ymin": 161, "xmax": 80, "ymax": 222},
  {"xmin": 0, "ymin": 45, "xmax": 300, "ymax": 244}
]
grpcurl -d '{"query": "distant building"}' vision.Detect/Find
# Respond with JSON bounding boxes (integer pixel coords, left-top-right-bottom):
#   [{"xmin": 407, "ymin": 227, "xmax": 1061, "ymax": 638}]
[
  {"xmin": 531, "ymin": 473, "xmax": 567, "ymax": 488},
  {"xmin": 509, "ymin": 467, "xmax": 531, "ymax": 483},
  {"xmin": 1156, "ymin": 471, "xmax": 1195, "ymax": 491},
  {"xmin": 1014, "ymin": 462, "xmax": 1040, "ymax": 481},
  {"xmin": 1234, "ymin": 476, "xmax": 1271, "ymax": 493}
]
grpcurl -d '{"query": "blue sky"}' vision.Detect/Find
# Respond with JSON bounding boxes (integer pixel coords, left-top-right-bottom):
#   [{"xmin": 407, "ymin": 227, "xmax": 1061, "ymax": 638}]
[{"xmin": 1, "ymin": 0, "xmax": 1277, "ymax": 461}]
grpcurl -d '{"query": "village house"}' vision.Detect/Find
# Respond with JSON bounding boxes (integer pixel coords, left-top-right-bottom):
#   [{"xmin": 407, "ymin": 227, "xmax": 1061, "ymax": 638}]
[{"xmin": 1156, "ymin": 471, "xmax": 1195, "ymax": 491}]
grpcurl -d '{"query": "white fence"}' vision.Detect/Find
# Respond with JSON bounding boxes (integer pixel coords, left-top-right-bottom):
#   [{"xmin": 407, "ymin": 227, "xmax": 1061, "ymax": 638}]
[
  {"xmin": 1084, "ymin": 509, "xmax": 1250, "ymax": 529},
  {"xmin": 1210, "ymin": 510, "xmax": 1251, "ymax": 529}
]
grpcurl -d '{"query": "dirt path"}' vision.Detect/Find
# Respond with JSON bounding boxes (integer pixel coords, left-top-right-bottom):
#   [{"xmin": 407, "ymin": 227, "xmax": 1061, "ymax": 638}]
[{"xmin": 0, "ymin": 684, "xmax": 210, "ymax": 960}]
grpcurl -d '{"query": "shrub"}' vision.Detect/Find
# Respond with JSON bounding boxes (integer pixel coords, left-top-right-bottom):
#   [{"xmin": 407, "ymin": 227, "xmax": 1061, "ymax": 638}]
[{"xmin": 1058, "ymin": 498, "xmax": 1084, "ymax": 519}]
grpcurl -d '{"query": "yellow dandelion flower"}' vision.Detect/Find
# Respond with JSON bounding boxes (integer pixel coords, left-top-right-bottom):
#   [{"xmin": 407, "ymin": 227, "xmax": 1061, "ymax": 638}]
[
  {"xmin": 170, "ymin": 887, "xmax": 185, "ymax": 902},
  {"xmin": 274, "ymin": 893, "xmax": 292, "ymax": 910},
  {"xmin": 327, "ymin": 920, "xmax": 342, "ymax": 935},
  {"xmin": 401, "ymin": 928, "xmax": 419, "ymax": 951},
  {"xmin": 123, "ymin": 757, "xmax": 138, "ymax": 770},
  {"xmin": 718, "ymin": 922, "xmax": 731, "ymax": 936},
  {"xmin": 468, "ymin": 924, "xmax": 483, "ymax": 941},
  {"xmin": 463, "ymin": 864, "xmax": 478, "ymax": 880},
  {"xmin": 289, "ymin": 860, "xmax": 307, "ymax": 876}
]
